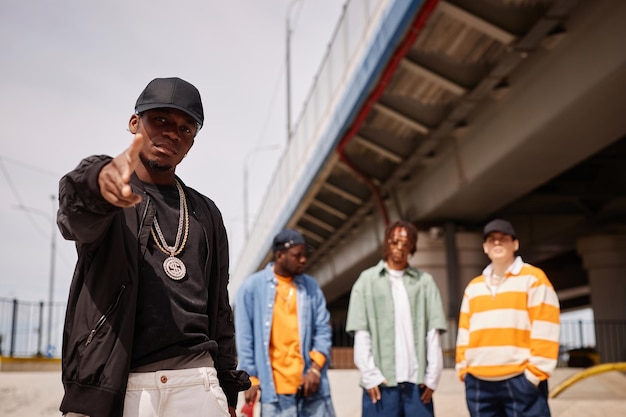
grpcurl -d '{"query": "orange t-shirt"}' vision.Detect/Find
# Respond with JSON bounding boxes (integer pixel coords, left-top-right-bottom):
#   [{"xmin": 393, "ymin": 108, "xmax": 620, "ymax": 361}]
[
  {"xmin": 246, "ymin": 274, "xmax": 327, "ymax": 391},
  {"xmin": 270, "ymin": 274, "xmax": 303, "ymax": 393}
]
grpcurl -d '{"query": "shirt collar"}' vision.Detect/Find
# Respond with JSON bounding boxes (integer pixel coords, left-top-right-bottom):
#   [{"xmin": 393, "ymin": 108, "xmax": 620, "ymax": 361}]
[
  {"xmin": 482, "ymin": 256, "xmax": 524, "ymax": 277},
  {"xmin": 375, "ymin": 260, "xmax": 419, "ymax": 278},
  {"xmin": 264, "ymin": 262, "xmax": 303, "ymax": 283}
]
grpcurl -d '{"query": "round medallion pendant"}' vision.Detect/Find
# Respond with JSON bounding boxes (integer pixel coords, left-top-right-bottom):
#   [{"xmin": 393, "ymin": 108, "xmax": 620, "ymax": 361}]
[{"xmin": 163, "ymin": 256, "xmax": 186, "ymax": 280}]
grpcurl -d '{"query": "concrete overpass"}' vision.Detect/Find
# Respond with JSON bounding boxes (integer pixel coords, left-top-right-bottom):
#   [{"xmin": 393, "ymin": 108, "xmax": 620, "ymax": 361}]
[{"xmin": 232, "ymin": 0, "xmax": 626, "ymax": 360}]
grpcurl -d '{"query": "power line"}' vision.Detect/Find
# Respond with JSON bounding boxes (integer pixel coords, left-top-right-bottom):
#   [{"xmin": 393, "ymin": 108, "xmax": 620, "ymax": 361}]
[
  {"xmin": 253, "ymin": 58, "xmax": 286, "ymax": 150},
  {"xmin": 252, "ymin": 0, "xmax": 306, "ymax": 150},
  {"xmin": 0, "ymin": 156, "xmax": 54, "ymax": 238},
  {"xmin": 0, "ymin": 154, "xmax": 61, "ymax": 178},
  {"xmin": 0, "ymin": 156, "xmax": 75, "ymax": 275}
]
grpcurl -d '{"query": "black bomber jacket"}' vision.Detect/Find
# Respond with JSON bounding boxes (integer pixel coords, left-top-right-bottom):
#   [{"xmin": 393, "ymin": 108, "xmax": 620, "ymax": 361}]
[{"xmin": 57, "ymin": 155, "xmax": 249, "ymax": 417}]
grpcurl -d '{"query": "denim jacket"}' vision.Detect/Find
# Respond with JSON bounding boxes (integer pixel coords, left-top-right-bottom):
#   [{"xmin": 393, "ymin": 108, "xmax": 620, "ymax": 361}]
[{"xmin": 234, "ymin": 263, "xmax": 333, "ymax": 403}]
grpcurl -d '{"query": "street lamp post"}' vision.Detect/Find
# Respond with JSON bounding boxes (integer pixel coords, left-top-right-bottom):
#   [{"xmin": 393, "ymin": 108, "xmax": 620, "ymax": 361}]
[
  {"xmin": 15, "ymin": 194, "xmax": 56, "ymax": 356},
  {"xmin": 243, "ymin": 145, "xmax": 281, "ymax": 240},
  {"xmin": 286, "ymin": 0, "xmax": 302, "ymax": 142},
  {"xmin": 46, "ymin": 194, "xmax": 56, "ymax": 354}
]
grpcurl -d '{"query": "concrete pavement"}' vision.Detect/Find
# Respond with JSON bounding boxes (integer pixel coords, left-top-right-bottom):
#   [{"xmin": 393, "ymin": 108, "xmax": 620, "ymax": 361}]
[{"xmin": 1, "ymin": 368, "xmax": 625, "ymax": 416}]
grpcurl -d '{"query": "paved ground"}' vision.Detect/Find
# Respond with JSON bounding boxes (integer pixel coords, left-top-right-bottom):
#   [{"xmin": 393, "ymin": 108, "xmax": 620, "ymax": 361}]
[{"xmin": 1, "ymin": 368, "xmax": 625, "ymax": 416}]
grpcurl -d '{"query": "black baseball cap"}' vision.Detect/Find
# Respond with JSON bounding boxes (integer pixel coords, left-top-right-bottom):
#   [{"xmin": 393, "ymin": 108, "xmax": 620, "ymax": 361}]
[
  {"xmin": 272, "ymin": 229, "xmax": 306, "ymax": 252},
  {"xmin": 135, "ymin": 77, "xmax": 204, "ymax": 128},
  {"xmin": 483, "ymin": 219, "xmax": 517, "ymax": 240}
]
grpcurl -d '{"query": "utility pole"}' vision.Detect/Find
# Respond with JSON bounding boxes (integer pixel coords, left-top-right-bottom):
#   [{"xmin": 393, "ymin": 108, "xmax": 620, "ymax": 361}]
[
  {"xmin": 286, "ymin": 0, "xmax": 302, "ymax": 142},
  {"xmin": 15, "ymin": 194, "xmax": 57, "ymax": 356},
  {"xmin": 47, "ymin": 194, "xmax": 56, "ymax": 354}
]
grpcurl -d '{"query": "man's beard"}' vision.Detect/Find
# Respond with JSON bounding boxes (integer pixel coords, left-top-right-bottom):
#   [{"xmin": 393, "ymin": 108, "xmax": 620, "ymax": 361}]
[{"xmin": 141, "ymin": 155, "xmax": 172, "ymax": 172}]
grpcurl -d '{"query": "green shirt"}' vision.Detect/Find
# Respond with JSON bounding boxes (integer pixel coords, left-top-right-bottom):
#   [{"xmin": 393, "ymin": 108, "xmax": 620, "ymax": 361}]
[{"xmin": 346, "ymin": 260, "xmax": 447, "ymax": 386}]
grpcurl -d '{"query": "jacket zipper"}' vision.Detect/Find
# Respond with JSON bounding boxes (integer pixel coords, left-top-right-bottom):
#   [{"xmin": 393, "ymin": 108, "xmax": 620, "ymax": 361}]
[
  {"xmin": 85, "ymin": 285, "xmax": 126, "ymax": 346},
  {"xmin": 137, "ymin": 193, "xmax": 151, "ymax": 240}
]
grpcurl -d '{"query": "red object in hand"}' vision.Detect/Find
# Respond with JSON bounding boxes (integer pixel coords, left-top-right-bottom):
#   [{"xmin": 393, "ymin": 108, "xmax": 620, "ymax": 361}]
[{"xmin": 240, "ymin": 396, "xmax": 256, "ymax": 417}]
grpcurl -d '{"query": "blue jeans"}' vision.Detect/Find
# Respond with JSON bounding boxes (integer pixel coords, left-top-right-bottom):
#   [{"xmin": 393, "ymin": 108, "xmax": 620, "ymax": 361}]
[
  {"xmin": 261, "ymin": 393, "xmax": 336, "ymax": 417},
  {"xmin": 464, "ymin": 373, "xmax": 551, "ymax": 417},
  {"xmin": 361, "ymin": 383, "xmax": 434, "ymax": 417}
]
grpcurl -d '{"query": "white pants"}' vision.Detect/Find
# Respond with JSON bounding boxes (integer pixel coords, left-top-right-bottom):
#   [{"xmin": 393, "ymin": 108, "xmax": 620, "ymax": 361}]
[
  {"xmin": 124, "ymin": 367, "xmax": 229, "ymax": 417},
  {"xmin": 65, "ymin": 367, "xmax": 229, "ymax": 417}
]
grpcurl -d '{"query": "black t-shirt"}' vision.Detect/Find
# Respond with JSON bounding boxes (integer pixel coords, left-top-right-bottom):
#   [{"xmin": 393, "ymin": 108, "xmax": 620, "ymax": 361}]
[{"xmin": 131, "ymin": 182, "xmax": 211, "ymax": 369}]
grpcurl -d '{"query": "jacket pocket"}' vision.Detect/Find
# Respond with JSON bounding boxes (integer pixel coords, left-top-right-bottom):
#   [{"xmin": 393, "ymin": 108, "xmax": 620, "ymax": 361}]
[
  {"xmin": 74, "ymin": 285, "xmax": 127, "ymax": 385},
  {"xmin": 84, "ymin": 285, "xmax": 126, "ymax": 346}
]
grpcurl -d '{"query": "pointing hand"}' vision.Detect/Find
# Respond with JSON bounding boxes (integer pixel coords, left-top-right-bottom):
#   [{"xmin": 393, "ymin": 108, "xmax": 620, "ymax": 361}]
[{"xmin": 98, "ymin": 134, "xmax": 143, "ymax": 207}]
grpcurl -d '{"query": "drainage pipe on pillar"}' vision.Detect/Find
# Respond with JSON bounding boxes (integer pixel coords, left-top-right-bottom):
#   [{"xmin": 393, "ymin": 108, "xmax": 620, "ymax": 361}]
[{"xmin": 336, "ymin": 0, "xmax": 441, "ymax": 227}]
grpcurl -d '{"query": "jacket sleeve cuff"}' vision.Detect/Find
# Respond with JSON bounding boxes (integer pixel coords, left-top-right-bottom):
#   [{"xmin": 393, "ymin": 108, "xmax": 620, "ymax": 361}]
[
  {"xmin": 309, "ymin": 350, "xmax": 326, "ymax": 368},
  {"xmin": 217, "ymin": 369, "xmax": 252, "ymax": 407},
  {"xmin": 361, "ymin": 368, "xmax": 386, "ymax": 390}
]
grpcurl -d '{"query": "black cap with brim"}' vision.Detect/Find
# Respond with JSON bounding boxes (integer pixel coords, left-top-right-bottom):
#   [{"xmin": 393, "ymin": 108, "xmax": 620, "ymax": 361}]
[
  {"xmin": 273, "ymin": 229, "xmax": 306, "ymax": 252},
  {"xmin": 135, "ymin": 77, "xmax": 204, "ymax": 128},
  {"xmin": 483, "ymin": 219, "xmax": 517, "ymax": 240}
]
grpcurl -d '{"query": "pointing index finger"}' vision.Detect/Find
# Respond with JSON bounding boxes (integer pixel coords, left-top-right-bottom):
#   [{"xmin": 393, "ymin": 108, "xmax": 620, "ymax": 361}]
[
  {"xmin": 125, "ymin": 133, "xmax": 143, "ymax": 169},
  {"xmin": 117, "ymin": 133, "xmax": 143, "ymax": 200}
]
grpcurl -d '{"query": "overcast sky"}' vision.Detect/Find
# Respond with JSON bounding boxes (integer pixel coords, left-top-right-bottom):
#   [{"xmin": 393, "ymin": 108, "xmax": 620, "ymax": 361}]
[{"xmin": 0, "ymin": 0, "xmax": 344, "ymax": 303}]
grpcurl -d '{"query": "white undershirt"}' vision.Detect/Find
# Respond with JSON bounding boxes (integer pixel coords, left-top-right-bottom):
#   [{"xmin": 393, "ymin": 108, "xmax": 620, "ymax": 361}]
[{"xmin": 388, "ymin": 267, "xmax": 418, "ymax": 384}]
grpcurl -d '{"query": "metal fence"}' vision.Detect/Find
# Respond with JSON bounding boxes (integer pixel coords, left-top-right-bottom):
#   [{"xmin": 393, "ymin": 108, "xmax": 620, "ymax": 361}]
[
  {"xmin": 3, "ymin": 296, "xmax": 625, "ymax": 366},
  {"xmin": 0, "ymin": 297, "xmax": 65, "ymax": 358},
  {"xmin": 331, "ymin": 318, "xmax": 626, "ymax": 368}
]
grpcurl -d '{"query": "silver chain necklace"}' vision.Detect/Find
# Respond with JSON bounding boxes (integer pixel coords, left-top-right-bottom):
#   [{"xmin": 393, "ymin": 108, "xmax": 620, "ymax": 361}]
[{"xmin": 150, "ymin": 180, "xmax": 189, "ymax": 280}]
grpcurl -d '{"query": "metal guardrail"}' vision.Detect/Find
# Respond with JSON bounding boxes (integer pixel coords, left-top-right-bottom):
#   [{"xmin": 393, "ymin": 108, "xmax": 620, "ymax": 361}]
[
  {"xmin": 4, "ymin": 295, "xmax": 624, "ymax": 367},
  {"xmin": 0, "ymin": 297, "xmax": 65, "ymax": 358},
  {"xmin": 232, "ymin": 0, "xmax": 392, "ymax": 289},
  {"xmin": 331, "ymin": 319, "xmax": 626, "ymax": 369}
]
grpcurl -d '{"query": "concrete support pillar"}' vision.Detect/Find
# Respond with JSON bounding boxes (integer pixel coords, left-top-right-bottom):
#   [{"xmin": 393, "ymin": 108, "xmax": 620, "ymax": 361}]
[
  {"xmin": 455, "ymin": 232, "xmax": 489, "ymax": 300},
  {"xmin": 576, "ymin": 234, "xmax": 626, "ymax": 321},
  {"xmin": 410, "ymin": 231, "xmax": 485, "ymax": 319},
  {"xmin": 410, "ymin": 230, "xmax": 485, "ymax": 359},
  {"xmin": 576, "ymin": 234, "xmax": 626, "ymax": 362},
  {"xmin": 410, "ymin": 231, "xmax": 447, "ymax": 312}
]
